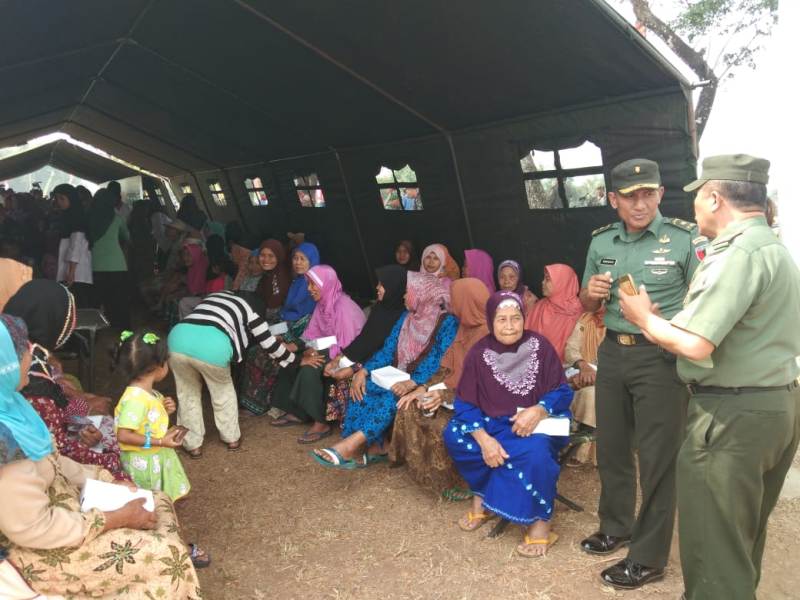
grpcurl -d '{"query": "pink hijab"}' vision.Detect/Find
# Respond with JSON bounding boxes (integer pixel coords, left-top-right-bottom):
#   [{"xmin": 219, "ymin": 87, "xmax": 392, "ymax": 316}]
[
  {"xmin": 396, "ymin": 272, "xmax": 450, "ymax": 371},
  {"xmin": 464, "ymin": 249, "xmax": 496, "ymax": 293},
  {"xmin": 524, "ymin": 263, "xmax": 583, "ymax": 361},
  {"xmin": 419, "ymin": 244, "xmax": 447, "ymax": 277},
  {"xmin": 302, "ymin": 265, "xmax": 366, "ymax": 357},
  {"xmin": 184, "ymin": 243, "xmax": 208, "ymax": 296}
]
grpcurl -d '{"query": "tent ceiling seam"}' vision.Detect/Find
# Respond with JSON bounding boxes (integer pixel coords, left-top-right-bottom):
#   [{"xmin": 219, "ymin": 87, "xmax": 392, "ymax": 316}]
[
  {"xmin": 230, "ymin": 0, "xmax": 447, "ymax": 134},
  {"xmin": 0, "ymin": 39, "xmax": 120, "ymax": 74}
]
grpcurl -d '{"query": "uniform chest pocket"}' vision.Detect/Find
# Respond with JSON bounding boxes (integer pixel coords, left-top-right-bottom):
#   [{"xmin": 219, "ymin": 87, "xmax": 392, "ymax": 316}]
[{"xmin": 641, "ymin": 265, "xmax": 682, "ymax": 287}]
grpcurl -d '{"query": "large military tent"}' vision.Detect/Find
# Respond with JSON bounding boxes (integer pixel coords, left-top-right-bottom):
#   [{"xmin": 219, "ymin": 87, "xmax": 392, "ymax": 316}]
[{"xmin": 0, "ymin": 0, "xmax": 696, "ymax": 294}]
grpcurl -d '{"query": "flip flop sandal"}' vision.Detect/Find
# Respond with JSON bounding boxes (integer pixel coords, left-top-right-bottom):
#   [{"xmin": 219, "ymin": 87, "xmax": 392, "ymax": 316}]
[
  {"xmin": 442, "ymin": 487, "xmax": 474, "ymax": 502},
  {"xmin": 296, "ymin": 429, "xmax": 332, "ymax": 445},
  {"xmin": 189, "ymin": 543, "xmax": 211, "ymax": 568},
  {"xmin": 310, "ymin": 448, "xmax": 366, "ymax": 470},
  {"xmin": 516, "ymin": 532, "xmax": 559, "ymax": 558},
  {"xmin": 458, "ymin": 511, "xmax": 491, "ymax": 532},
  {"xmin": 270, "ymin": 416, "xmax": 302, "ymax": 427},
  {"xmin": 365, "ymin": 453, "xmax": 389, "ymax": 465}
]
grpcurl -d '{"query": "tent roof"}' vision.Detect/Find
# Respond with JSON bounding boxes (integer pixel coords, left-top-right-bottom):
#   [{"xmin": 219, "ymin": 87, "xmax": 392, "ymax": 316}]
[
  {"xmin": 0, "ymin": 0, "xmax": 689, "ymax": 176},
  {"xmin": 0, "ymin": 140, "xmax": 140, "ymax": 183}
]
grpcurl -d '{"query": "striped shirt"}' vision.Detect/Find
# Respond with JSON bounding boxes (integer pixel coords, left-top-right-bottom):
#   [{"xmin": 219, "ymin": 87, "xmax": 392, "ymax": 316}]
[{"xmin": 182, "ymin": 292, "xmax": 298, "ymax": 366}]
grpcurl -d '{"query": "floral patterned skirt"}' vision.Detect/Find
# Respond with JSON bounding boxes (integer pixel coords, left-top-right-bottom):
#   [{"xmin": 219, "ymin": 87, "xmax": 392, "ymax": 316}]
[{"xmin": 120, "ymin": 448, "xmax": 191, "ymax": 502}]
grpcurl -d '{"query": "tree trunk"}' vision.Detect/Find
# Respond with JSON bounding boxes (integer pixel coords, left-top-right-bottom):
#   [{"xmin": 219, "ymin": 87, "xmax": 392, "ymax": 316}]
[{"xmin": 629, "ymin": 0, "xmax": 718, "ymax": 139}]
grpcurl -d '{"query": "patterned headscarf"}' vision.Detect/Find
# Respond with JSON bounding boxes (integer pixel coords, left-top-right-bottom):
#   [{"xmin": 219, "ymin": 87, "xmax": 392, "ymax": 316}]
[
  {"xmin": 0, "ymin": 314, "xmax": 53, "ymax": 462},
  {"xmin": 396, "ymin": 272, "xmax": 450, "ymax": 371}
]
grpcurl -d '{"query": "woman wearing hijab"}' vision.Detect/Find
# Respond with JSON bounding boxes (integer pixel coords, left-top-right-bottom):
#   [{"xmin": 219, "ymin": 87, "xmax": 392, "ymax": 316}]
[
  {"xmin": 53, "ymin": 183, "xmax": 93, "ymax": 308},
  {"xmin": 322, "ymin": 264, "xmax": 408, "ymax": 424},
  {"xmin": 563, "ymin": 308, "xmax": 606, "ymax": 465},
  {"xmin": 5, "ymin": 280, "xmax": 130, "ymax": 481},
  {"xmin": 524, "ymin": 263, "xmax": 583, "ymax": 362},
  {"xmin": 463, "ymin": 248, "xmax": 496, "ymax": 293},
  {"xmin": 389, "ymin": 278, "xmax": 490, "ymax": 494},
  {"xmin": 444, "ymin": 291, "xmax": 573, "ymax": 557},
  {"xmin": 312, "ymin": 272, "xmax": 457, "ymax": 468},
  {"xmin": 255, "ymin": 239, "xmax": 291, "ymax": 322},
  {"xmin": 497, "ymin": 259, "xmax": 537, "ymax": 313},
  {"xmin": 204, "ymin": 234, "xmax": 236, "ymax": 293},
  {"xmin": 176, "ymin": 193, "xmax": 207, "ymax": 232},
  {"xmin": 0, "ymin": 257, "xmax": 32, "ymax": 312},
  {"xmin": 443, "ymin": 247, "xmax": 461, "ymax": 281},
  {"xmin": 420, "ymin": 244, "xmax": 447, "ymax": 277},
  {"xmin": 0, "ymin": 315, "xmax": 204, "ymax": 599},
  {"xmin": 394, "ymin": 239, "xmax": 419, "ymax": 271},
  {"xmin": 88, "ymin": 188, "xmax": 131, "ymax": 329},
  {"xmin": 270, "ymin": 265, "xmax": 366, "ymax": 443},
  {"xmin": 174, "ymin": 242, "xmax": 210, "ymax": 322},
  {"xmin": 238, "ymin": 242, "xmax": 320, "ymax": 416}
]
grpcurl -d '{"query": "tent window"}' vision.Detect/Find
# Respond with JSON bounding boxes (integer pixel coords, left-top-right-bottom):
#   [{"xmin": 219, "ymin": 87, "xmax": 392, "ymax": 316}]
[
  {"xmin": 208, "ymin": 180, "xmax": 227, "ymax": 207},
  {"xmin": 153, "ymin": 187, "xmax": 166, "ymax": 206},
  {"xmin": 520, "ymin": 141, "xmax": 606, "ymax": 209},
  {"xmin": 179, "ymin": 183, "xmax": 192, "ymax": 195},
  {"xmin": 244, "ymin": 177, "xmax": 269, "ymax": 206},
  {"xmin": 293, "ymin": 173, "xmax": 325, "ymax": 208},
  {"xmin": 375, "ymin": 165, "xmax": 422, "ymax": 211}
]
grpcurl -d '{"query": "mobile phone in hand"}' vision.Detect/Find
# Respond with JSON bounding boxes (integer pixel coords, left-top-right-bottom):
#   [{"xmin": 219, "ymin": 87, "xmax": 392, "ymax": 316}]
[{"xmin": 618, "ymin": 274, "xmax": 638, "ymax": 296}]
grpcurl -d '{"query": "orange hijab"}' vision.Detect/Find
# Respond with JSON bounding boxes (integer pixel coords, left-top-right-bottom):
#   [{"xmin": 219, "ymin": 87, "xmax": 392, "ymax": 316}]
[
  {"xmin": 524, "ymin": 263, "xmax": 583, "ymax": 361},
  {"xmin": 440, "ymin": 278, "xmax": 490, "ymax": 388}
]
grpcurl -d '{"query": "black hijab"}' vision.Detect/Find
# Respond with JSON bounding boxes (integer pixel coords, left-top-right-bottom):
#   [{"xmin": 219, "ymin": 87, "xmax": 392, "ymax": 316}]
[
  {"xmin": 4, "ymin": 280, "xmax": 77, "ymax": 408},
  {"xmin": 341, "ymin": 265, "xmax": 407, "ymax": 364},
  {"xmin": 176, "ymin": 194, "xmax": 206, "ymax": 231},
  {"xmin": 52, "ymin": 183, "xmax": 86, "ymax": 239},
  {"xmin": 86, "ymin": 188, "xmax": 116, "ymax": 244}
]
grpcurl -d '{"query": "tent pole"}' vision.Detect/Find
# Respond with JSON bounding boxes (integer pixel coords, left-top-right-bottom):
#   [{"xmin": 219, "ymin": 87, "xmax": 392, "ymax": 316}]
[
  {"xmin": 445, "ymin": 133, "xmax": 474, "ymax": 247},
  {"xmin": 221, "ymin": 168, "xmax": 250, "ymax": 234},
  {"xmin": 331, "ymin": 148, "xmax": 374, "ymax": 289},
  {"xmin": 189, "ymin": 172, "xmax": 213, "ymax": 216}
]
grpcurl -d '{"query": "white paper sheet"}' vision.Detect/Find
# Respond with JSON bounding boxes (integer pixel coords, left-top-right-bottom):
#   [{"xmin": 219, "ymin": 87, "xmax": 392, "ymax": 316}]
[{"xmin": 81, "ymin": 479, "xmax": 155, "ymax": 513}]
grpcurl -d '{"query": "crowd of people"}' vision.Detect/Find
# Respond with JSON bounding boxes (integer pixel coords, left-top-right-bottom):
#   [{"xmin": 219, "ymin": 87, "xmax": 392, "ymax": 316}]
[{"xmin": 0, "ymin": 153, "xmax": 797, "ymax": 600}]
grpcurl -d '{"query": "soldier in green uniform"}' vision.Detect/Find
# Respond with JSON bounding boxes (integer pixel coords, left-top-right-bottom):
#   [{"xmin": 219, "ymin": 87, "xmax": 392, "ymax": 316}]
[
  {"xmin": 578, "ymin": 158, "xmax": 707, "ymax": 589},
  {"xmin": 619, "ymin": 155, "xmax": 800, "ymax": 600}
]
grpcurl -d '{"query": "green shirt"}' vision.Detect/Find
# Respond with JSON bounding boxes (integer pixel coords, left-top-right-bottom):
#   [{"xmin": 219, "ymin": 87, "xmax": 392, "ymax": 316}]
[
  {"xmin": 672, "ymin": 216, "xmax": 800, "ymax": 387},
  {"xmin": 91, "ymin": 215, "xmax": 129, "ymax": 272},
  {"xmin": 582, "ymin": 211, "xmax": 705, "ymax": 333}
]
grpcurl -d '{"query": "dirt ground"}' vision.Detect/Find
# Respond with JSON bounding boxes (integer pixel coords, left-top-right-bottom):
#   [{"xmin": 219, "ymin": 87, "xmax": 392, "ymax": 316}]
[{"xmin": 86, "ymin": 328, "xmax": 800, "ymax": 600}]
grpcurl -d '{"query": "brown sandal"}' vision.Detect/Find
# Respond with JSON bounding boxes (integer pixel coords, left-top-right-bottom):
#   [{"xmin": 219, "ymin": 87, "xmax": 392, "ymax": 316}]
[
  {"xmin": 226, "ymin": 439, "xmax": 242, "ymax": 452},
  {"xmin": 186, "ymin": 447, "xmax": 203, "ymax": 460}
]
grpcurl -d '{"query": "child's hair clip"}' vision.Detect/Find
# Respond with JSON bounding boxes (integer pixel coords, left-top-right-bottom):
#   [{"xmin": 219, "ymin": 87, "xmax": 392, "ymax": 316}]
[
  {"xmin": 120, "ymin": 330, "xmax": 134, "ymax": 343},
  {"xmin": 142, "ymin": 332, "xmax": 160, "ymax": 345}
]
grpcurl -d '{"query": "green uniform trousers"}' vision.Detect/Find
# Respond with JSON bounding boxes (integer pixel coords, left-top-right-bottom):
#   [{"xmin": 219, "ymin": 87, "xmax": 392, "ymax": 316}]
[
  {"xmin": 271, "ymin": 363, "xmax": 327, "ymax": 424},
  {"xmin": 678, "ymin": 387, "xmax": 800, "ymax": 600},
  {"xmin": 595, "ymin": 339, "xmax": 688, "ymax": 568}
]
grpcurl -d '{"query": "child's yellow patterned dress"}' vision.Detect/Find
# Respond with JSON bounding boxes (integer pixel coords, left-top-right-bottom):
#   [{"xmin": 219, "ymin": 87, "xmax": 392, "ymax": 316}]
[{"xmin": 115, "ymin": 386, "xmax": 190, "ymax": 501}]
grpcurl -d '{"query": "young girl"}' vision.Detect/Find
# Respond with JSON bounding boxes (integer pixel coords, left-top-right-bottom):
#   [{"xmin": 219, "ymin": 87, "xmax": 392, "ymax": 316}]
[{"xmin": 113, "ymin": 330, "xmax": 191, "ymax": 501}]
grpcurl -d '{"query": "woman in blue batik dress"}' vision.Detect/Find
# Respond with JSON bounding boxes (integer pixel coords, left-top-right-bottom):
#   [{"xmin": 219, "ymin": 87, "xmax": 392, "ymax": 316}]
[{"xmin": 444, "ymin": 290, "xmax": 572, "ymax": 557}]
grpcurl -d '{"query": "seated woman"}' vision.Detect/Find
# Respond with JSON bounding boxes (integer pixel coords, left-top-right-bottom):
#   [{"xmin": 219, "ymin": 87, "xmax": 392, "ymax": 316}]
[
  {"xmin": 389, "ymin": 278, "xmax": 489, "ymax": 495},
  {"xmin": 497, "ymin": 259, "xmax": 537, "ymax": 313},
  {"xmin": 524, "ymin": 263, "xmax": 583, "ymax": 362},
  {"xmin": 313, "ymin": 272, "xmax": 457, "ymax": 468},
  {"xmin": 420, "ymin": 244, "xmax": 447, "ymax": 277},
  {"xmin": 563, "ymin": 309, "xmax": 606, "ymax": 466},
  {"xmin": 5, "ymin": 280, "xmax": 130, "ymax": 482},
  {"xmin": 442, "ymin": 247, "xmax": 461, "ymax": 281},
  {"xmin": 463, "ymin": 249, "xmax": 496, "ymax": 292},
  {"xmin": 394, "ymin": 240, "xmax": 419, "ymax": 271},
  {"xmin": 444, "ymin": 291, "xmax": 573, "ymax": 557},
  {"xmin": 323, "ymin": 265, "xmax": 407, "ymax": 424},
  {"xmin": 0, "ymin": 315, "xmax": 204, "ymax": 599},
  {"xmin": 270, "ymin": 265, "xmax": 366, "ymax": 443},
  {"xmin": 255, "ymin": 239, "xmax": 290, "ymax": 322},
  {"xmin": 239, "ymin": 242, "xmax": 320, "ymax": 416}
]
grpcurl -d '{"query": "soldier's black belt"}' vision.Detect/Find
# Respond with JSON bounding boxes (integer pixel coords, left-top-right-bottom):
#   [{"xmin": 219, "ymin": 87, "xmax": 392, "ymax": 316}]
[
  {"xmin": 606, "ymin": 329, "xmax": 654, "ymax": 346},
  {"xmin": 688, "ymin": 380, "xmax": 800, "ymax": 395}
]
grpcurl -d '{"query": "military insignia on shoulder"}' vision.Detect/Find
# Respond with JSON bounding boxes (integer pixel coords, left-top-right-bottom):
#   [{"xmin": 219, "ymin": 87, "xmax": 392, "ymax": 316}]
[
  {"xmin": 592, "ymin": 223, "xmax": 615, "ymax": 236},
  {"xmin": 692, "ymin": 235, "xmax": 709, "ymax": 246},
  {"xmin": 664, "ymin": 217, "xmax": 696, "ymax": 232}
]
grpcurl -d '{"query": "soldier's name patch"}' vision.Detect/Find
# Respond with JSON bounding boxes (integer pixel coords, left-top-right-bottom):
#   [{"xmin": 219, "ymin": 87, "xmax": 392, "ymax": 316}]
[
  {"xmin": 652, "ymin": 248, "xmax": 671, "ymax": 255},
  {"xmin": 600, "ymin": 258, "xmax": 617, "ymax": 266}
]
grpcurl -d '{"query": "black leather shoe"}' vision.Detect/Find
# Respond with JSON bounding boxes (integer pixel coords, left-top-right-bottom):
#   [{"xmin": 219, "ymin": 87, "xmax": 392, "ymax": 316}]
[
  {"xmin": 600, "ymin": 558, "xmax": 665, "ymax": 590},
  {"xmin": 580, "ymin": 531, "xmax": 631, "ymax": 555}
]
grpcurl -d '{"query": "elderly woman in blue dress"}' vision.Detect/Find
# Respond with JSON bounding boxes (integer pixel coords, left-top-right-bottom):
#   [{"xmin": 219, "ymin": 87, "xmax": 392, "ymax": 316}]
[{"xmin": 443, "ymin": 291, "xmax": 573, "ymax": 557}]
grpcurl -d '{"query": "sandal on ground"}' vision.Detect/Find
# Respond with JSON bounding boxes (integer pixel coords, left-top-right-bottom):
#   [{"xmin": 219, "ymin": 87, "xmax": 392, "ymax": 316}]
[
  {"xmin": 186, "ymin": 447, "xmax": 203, "ymax": 460},
  {"xmin": 310, "ymin": 448, "xmax": 367, "ymax": 470},
  {"xmin": 189, "ymin": 543, "xmax": 211, "ymax": 568},
  {"xmin": 458, "ymin": 511, "xmax": 491, "ymax": 532},
  {"xmin": 270, "ymin": 416, "xmax": 303, "ymax": 427},
  {"xmin": 516, "ymin": 532, "xmax": 559, "ymax": 557},
  {"xmin": 297, "ymin": 428, "xmax": 332, "ymax": 445},
  {"xmin": 226, "ymin": 439, "xmax": 242, "ymax": 452},
  {"xmin": 442, "ymin": 487, "xmax": 474, "ymax": 502},
  {"xmin": 365, "ymin": 453, "xmax": 389, "ymax": 465}
]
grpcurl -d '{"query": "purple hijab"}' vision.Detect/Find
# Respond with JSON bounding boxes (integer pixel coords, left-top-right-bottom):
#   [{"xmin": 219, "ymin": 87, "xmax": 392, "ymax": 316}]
[
  {"xmin": 456, "ymin": 291, "xmax": 565, "ymax": 417},
  {"xmin": 302, "ymin": 265, "xmax": 366, "ymax": 357},
  {"xmin": 464, "ymin": 249, "xmax": 496, "ymax": 293}
]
